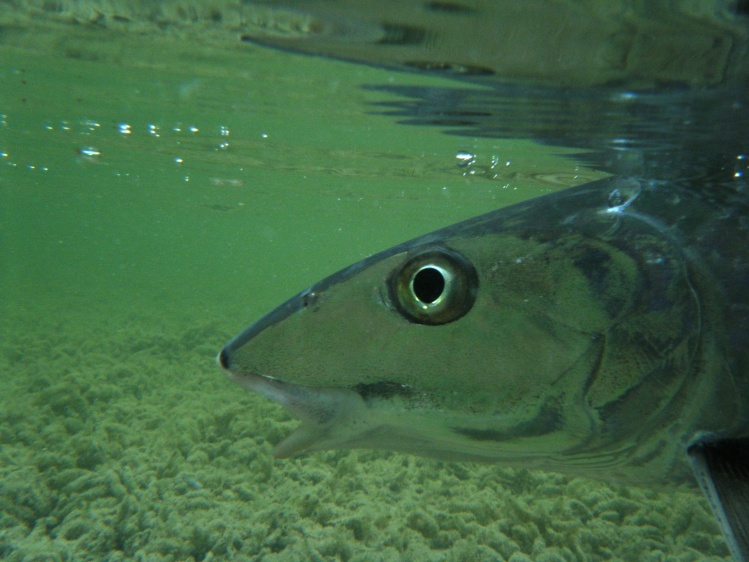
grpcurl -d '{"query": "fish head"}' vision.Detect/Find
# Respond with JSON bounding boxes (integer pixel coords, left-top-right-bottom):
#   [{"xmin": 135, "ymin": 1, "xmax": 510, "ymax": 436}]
[{"xmin": 219, "ymin": 186, "xmax": 701, "ymax": 475}]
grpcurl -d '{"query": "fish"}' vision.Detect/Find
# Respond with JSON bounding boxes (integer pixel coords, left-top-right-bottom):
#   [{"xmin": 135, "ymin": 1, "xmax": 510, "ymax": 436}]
[{"xmin": 219, "ymin": 176, "xmax": 749, "ymax": 560}]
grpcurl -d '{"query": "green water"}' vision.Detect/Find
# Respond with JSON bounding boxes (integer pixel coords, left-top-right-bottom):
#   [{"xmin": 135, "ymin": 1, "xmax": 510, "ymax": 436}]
[{"xmin": 0, "ymin": 7, "xmax": 729, "ymax": 562}]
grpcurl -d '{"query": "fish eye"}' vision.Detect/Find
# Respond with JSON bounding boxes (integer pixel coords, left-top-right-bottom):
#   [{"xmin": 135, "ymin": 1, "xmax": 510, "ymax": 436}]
[{"xmin": 389, "ymin": 248, "xmax": 478, "ymax": 325}]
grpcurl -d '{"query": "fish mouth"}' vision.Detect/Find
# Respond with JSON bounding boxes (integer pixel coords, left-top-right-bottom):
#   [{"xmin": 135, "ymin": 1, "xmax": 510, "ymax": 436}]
[
  {"xmin": 217, "ymin": 348, "xmax": 290, "ymax": 404},
  {"xmin": 217, "ymin": 346, "xmax": 366, "ymax": 423},
  {"xmin": 217, "ymin": 348, "xmax": 373, "ymax": 458}
]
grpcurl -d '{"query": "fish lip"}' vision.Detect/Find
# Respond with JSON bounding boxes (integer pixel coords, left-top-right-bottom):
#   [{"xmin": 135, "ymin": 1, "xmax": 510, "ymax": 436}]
[
  {"xmin": 218, "ymin": 361, "xmax": 276, "ymax": 386},
  {"xmin": 217, "ymin": 347, "xmax": 233, "ymax": 372},
  {"xmin": 225, "ymin": 368, "xmax": 279, "ymax": 384},
  {"xmin": 218, "ymin": 360, "xmax": 296, "ymax": 409}
]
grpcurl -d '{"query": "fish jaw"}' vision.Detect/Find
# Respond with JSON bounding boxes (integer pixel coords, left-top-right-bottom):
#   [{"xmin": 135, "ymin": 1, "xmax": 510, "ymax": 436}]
[
  {"xmin": 220, "ymin": 347, "xmax": 579, "ymax": 466},
  {"xmin": 218, "ymin": 352, "xmax": 375, "ymax": 458}
]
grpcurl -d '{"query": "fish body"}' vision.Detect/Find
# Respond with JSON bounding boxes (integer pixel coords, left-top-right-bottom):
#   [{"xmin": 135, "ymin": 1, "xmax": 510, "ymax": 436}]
[{"xmin": 219, "ymin": 176, "xmax": 749, "ymax": 557}]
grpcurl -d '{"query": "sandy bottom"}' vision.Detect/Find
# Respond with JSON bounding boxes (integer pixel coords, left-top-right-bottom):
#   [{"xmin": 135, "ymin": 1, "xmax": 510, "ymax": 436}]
[{"xmin": 0, "ymin": 304, "xmax": 730, "ymax": 562}]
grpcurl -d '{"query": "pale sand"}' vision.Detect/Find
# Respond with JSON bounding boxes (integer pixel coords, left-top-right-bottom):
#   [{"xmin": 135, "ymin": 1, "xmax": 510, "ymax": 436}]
[{"xmin": 0, "ymin": 306, "xmax": 729, "ymax": 561}]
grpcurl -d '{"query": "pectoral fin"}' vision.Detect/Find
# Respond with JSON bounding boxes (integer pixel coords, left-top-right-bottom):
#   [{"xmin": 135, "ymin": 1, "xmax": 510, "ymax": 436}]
[{"xmin": 689, "ymin": 438, "xmax": 749, "ymax": 562}]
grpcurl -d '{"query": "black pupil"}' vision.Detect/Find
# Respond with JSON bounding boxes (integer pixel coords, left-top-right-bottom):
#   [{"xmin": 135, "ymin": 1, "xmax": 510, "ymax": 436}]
[{"xmin": 412, "ymin": 267, "xmax": 445, "ymax": 304}]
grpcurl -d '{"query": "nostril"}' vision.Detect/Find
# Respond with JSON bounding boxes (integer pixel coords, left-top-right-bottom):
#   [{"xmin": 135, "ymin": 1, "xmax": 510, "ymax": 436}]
[{"xmin": 217, "ymin": 348, "xmax": 231, "ymax": 369}]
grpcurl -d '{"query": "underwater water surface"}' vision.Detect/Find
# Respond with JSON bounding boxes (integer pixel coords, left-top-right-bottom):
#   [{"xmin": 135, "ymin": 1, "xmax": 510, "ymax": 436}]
[{"xmin": 0, "ymin": 3, "xmax": 731, "ymax": 561}]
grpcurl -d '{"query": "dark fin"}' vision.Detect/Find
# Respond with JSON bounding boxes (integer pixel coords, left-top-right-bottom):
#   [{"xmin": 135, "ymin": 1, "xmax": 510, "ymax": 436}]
[{"xmin": 688, "ymin": 438, "xmax": 749, "ymax": 562}]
